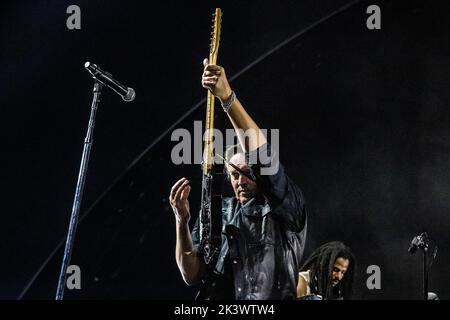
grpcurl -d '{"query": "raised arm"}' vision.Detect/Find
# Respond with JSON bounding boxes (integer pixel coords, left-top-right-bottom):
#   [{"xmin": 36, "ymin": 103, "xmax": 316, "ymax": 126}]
[
  {"xmin": 201, "ymin": 59, "xmax": 306, "ymax": 232},
  {"xmin": 169, "ymin": 177, "xmax": 205, "ymax": 285},
  {"xmin": 201, "ymin": 58, "xmax": 267, "ymax": 152}
]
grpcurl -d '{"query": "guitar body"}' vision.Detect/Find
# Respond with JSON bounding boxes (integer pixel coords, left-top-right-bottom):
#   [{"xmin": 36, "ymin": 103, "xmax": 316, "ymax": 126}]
[{"xmin": 199, "ymin": 163, "xmax": 223, "ymax": 265}]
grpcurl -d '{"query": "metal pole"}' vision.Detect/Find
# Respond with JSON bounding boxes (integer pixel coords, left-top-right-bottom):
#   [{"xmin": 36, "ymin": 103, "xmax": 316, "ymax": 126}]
[
  {"xmin": 55, "ymin": 81, "xmax": 102, "ymax": 300},
  {"xmin": 423, "ymin": 246, "xmax": 428, "ymax": 300}
]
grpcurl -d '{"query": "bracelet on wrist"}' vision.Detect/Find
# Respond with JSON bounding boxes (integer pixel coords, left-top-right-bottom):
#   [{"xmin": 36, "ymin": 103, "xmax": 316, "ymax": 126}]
[{"xmin": 221, "ymin": 90, "xmax": 236, "ymax": 112}]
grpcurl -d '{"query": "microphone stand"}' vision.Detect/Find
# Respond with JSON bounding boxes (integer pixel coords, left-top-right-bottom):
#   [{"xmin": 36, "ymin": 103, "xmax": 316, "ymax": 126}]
[
  {"xmin": 410, "ymin": 232, "xmax": 430, "ymax": 300},
  {"xmin": 55, "ymin": 81, "xmax": 103, "ymax": 300},
  {"xmin": 423, "ymin": 244, "xmax": 428, "ymax": 301}
]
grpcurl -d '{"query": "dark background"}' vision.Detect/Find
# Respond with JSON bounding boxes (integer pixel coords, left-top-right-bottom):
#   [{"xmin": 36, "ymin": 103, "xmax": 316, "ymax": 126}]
[{"xmin": 1, "ymin": 0, "xmax": 449, "ymax": 300}]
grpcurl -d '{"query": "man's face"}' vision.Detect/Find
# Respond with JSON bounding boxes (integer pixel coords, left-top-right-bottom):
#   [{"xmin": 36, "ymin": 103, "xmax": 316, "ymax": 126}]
[
  {"xmin": 228, "ymin": 153, "xmax": 259, "ymax": 204},
  {"xmin": 331, "ymin": 257, "xmax": 349, "ymax": 287}
]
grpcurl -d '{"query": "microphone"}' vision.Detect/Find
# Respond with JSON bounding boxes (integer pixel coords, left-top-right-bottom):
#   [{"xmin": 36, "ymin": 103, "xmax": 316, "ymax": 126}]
[
  {"xmin": 84, "ymin": 62, "xmax": 136, "ymax": 102},
  {"xmin": 408, "ymin": 235, "xmax": 420, "ymax": 254},
  {"xmin": 408, "ymin": 232, "xmax": 428, "ymax": 254}
]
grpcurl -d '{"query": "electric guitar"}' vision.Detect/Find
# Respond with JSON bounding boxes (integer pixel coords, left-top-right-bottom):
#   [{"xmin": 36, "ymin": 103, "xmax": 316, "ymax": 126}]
[{"xmin": 199, "ymin": 8, "xmax": 223, "ymax": 267}]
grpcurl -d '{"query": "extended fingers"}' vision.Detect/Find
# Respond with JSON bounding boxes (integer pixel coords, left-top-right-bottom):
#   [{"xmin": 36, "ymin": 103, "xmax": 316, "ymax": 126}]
[
  {"xmin": 180, "ymin": 185, "xmax": 191, "ymax": 201},
  {"xmin": 170, "ymin": 177, "xmax": 186, "ymax": 201},
  {"xmin": 173, "ymin": 179, "xmax": 189, "ymax": 202}
]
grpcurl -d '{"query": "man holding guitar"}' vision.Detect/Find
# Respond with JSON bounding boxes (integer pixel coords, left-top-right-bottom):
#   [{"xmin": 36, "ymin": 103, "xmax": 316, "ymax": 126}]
[{"xmin": 169, "ymin": 58, "xmax": 307, "ymax": 299}]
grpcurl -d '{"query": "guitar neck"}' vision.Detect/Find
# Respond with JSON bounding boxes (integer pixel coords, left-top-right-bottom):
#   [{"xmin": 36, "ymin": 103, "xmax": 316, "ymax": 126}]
[
  {"xmin": 203, "ymin": 92, "xmax": 215, "ymax": 175},
  {"xmin": 203, "ymin": 8, "xmax": 221, "ymax": 176}
]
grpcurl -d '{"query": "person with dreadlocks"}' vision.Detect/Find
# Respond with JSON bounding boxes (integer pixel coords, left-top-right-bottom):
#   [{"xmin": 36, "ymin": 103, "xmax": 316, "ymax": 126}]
[{"xmin": 297, "ymin": 241, "xmax": 356, "ymax": 300}]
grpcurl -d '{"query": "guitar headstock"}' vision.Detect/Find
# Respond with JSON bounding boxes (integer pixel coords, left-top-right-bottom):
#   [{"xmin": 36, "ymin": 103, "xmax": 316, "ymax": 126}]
[{"xmin": 209, "ymin": 8, "xmax": 222, "ymax": 63}]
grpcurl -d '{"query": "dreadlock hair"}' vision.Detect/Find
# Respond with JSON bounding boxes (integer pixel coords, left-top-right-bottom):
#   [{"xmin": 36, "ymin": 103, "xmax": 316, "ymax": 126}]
[{"xmin": 300, "ymin": 241, "xmax": 356, "ymax": 300}]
